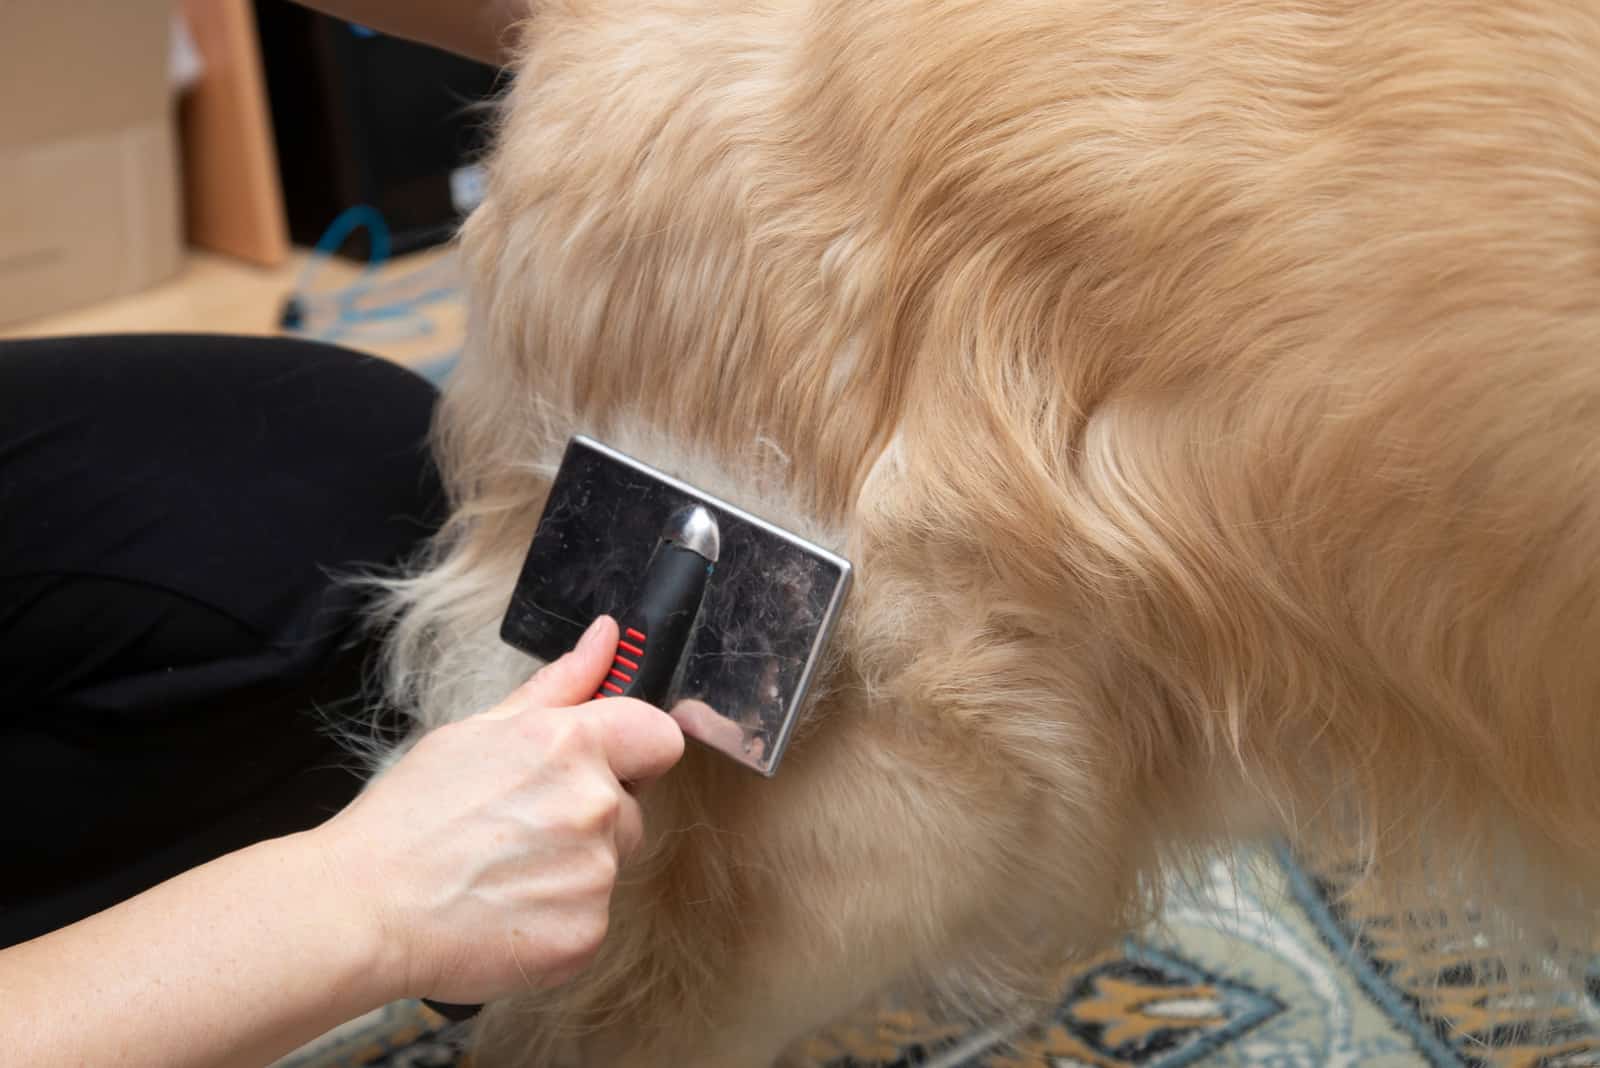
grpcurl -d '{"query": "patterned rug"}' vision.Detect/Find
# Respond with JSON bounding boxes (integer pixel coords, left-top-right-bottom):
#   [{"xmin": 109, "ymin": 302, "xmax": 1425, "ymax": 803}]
[{"xmin": 273, "ymin": 845, "xmax": 1600, "ymax": 1068}]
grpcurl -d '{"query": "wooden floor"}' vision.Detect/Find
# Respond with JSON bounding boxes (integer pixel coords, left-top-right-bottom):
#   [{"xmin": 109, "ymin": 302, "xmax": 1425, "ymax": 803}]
[{"xmin": 2, "ymin": 247, "xmax": 465, "ymax": 370}]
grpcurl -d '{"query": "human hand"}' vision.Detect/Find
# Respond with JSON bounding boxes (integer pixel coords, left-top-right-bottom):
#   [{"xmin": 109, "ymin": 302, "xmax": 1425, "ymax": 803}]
[{"xmin": 314, "ymin": 616, "xmax": 685, "ymax": 1005}]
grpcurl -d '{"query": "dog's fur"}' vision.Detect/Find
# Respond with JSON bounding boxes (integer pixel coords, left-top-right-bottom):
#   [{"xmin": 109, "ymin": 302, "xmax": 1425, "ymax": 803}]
[{"xmin": 374, "ymin": 0, "xmax": 1600, "ymax": 1063}]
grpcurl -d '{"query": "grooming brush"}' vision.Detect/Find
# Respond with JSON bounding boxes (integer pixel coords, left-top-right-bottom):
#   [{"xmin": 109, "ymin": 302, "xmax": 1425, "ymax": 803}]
[{"xmin": 500, "ymin": 434, "xmax": 851, "ymax": 775}]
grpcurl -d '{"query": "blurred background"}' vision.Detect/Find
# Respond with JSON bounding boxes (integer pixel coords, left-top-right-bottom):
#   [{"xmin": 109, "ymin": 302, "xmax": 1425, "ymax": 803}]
[{"xmin": 0, "ymin": 0, "xmax": 498, "ymax": 378}]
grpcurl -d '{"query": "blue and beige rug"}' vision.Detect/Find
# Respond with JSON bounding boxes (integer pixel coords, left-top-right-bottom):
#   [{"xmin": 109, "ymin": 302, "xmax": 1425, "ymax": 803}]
[{"xmin": 276, "ymin": 846, "xmax": 1600, "ymax": 1068}]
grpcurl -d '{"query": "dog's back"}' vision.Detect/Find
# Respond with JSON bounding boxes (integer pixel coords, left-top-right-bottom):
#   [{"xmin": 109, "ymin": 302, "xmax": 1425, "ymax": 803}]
[{"xmin": 383, "ymin": 1, "xmax": 1600, "ymax": 1063}]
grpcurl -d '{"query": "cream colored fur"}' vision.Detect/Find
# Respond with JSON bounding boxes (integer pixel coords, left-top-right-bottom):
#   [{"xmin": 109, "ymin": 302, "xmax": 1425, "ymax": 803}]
[{"xmin": 373, "ymin": 0, "xmax": 1600, "ymax": 1063}]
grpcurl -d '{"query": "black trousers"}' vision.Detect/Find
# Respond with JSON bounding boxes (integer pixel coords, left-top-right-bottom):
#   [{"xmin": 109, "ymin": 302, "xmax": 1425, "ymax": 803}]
[{"xmin": 0, "ymin": 334, "xmax": 446, "ymax": 948}]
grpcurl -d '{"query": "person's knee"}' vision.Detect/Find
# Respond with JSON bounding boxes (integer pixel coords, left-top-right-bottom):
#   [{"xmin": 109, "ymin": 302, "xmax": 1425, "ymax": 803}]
[
  {"xmin": 0, "ymin": 333, "xmax": 447, "ymax": 695},
  {"xmin": 199, "ymin": 335, "xmax": 448, "ymax": 576}
]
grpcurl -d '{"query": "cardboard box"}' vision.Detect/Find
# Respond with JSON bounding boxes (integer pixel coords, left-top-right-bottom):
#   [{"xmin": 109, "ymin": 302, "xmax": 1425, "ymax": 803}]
[{"xmin": 0, "ymin": 0, "xmax": 183, "ymax": 327}]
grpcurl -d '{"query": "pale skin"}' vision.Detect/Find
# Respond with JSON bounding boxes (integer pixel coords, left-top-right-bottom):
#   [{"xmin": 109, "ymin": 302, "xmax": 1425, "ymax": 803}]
[{"xmin": 0, "ymin": 616, "xmax": 685, "ymax": 1067}]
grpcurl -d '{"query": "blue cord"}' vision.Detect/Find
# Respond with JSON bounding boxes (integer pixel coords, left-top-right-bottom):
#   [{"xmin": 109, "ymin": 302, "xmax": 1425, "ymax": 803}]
[{"xmin": 283, "ymin": 205, "xmax": 462, "ymax": 365}]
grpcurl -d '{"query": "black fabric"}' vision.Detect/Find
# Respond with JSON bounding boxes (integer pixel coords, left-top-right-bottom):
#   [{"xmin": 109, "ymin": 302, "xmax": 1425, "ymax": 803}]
[{"xmin": 0, "ymin": 333, "xmax": 446, "ymax": 947}]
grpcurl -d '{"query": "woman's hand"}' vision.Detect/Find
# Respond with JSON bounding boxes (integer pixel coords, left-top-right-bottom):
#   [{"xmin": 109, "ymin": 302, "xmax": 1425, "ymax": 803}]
[
  {"xmin": 0, "ymin": 615, "xmax": 685, "ymax": 1068},
  {"xmin": 317, "ymin": 615, "xmax": 686, "ymax": 1005}
]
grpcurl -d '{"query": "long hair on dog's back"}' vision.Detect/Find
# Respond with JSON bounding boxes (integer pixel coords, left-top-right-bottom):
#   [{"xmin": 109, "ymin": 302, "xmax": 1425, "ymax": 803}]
[{"xmin": 374, "ymin": 0, "xmax": 1600, "ymax": 1063}]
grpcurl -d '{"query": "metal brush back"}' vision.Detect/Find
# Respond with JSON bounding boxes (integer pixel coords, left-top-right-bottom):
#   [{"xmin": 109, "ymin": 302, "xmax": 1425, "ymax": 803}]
[{"xmin": 500, "ymin": 435, "xmax": 852, "ymax": 776}]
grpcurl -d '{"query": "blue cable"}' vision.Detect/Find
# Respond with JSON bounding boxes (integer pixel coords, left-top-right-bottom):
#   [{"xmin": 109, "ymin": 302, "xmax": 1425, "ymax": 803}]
[{"xmin": 283, "ymin": 205, "xmax": 463, "ymax": 367}]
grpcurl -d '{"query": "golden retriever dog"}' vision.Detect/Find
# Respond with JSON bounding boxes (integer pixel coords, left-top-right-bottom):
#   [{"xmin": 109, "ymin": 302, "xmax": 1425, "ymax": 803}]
[{"xmin": 374, "ymin": 0, "xmax": 1600, "ymax": 1063}]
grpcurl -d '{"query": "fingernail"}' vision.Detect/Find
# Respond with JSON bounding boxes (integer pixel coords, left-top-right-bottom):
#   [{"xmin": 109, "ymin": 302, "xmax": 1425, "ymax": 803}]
[{"xmin": 578, "ymin": 615, "xmax": 608, "ymax": 652}]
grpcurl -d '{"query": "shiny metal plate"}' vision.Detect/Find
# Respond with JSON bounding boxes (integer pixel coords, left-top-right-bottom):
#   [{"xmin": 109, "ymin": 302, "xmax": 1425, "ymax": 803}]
[{"xmin": 499, "ymin": 435, "xmax": 852, "ymax": 776}]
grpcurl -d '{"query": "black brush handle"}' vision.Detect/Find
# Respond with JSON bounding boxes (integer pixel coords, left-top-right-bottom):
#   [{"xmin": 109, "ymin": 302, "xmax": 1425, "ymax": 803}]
[
  {"xmin": 595, "ymin": 541, "xmax": 713, "ymax": 707},
  {"xmin": 423, "ymin": 535, "xmax": 713, "ymax": 1024}
]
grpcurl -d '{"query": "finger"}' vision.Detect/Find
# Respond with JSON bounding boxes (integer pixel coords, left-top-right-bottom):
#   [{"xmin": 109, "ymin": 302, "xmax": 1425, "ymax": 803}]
[
  {"xmin": 504, "ymin": 616, "xmax": 619, "ymax": 713},
  {"xmin": 589, "ymin": 697, "xmax": 686, "ymax": 784},
  {"xmin": 669, "ymin": 698, "xmax": 749, "ymax": 756},
  {"xmin": 614, "ymin": 792, "xmax": 645, "ymax": 862}
]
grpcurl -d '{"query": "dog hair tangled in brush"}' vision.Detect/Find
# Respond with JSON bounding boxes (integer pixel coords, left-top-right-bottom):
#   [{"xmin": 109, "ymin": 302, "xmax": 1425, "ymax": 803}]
[{"xmin": 372, "ymin": 1, "xmax": 1600, "ymax": 1063}]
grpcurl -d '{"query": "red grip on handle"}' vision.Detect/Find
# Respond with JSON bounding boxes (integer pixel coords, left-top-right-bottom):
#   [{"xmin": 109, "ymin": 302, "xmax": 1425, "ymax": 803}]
[{"xmin": 595, "ymin": 628, "xmax": 648, "ymax": 700}]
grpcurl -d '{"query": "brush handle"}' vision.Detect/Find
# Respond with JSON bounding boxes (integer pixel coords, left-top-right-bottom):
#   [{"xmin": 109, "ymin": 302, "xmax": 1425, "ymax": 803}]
[
  {"xmin": 595, "ymin": 541, "xmax": 714, "ymax": 708},
  {"xmin": 421, "ymin": 542, "xmax": 711, "ymax": 1024}
]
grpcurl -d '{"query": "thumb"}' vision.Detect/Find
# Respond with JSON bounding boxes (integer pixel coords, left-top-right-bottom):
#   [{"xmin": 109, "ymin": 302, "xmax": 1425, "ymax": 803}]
[{"xmin": 498, "ymin": 616, "xmax": 619, "ymax": 715}]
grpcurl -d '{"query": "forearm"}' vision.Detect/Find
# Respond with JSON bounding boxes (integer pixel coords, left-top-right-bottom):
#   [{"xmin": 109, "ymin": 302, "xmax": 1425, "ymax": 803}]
[
  {"xmin": 291, "ymin": 0, "xmax": 528, "ymax": 66},
  {"xmin": 0, "ymin": 830, "xmax": 394, "ymax": 1068}
]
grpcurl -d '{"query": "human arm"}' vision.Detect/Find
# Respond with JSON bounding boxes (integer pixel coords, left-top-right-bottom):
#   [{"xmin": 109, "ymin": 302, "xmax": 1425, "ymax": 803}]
[
  {"xmin": 0, "ymin": 615, "xmax": 683, "ymax": 1068},
  {"xmin": 288, "ymin": 0, "xmax": 528, "ymax": 66}
]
